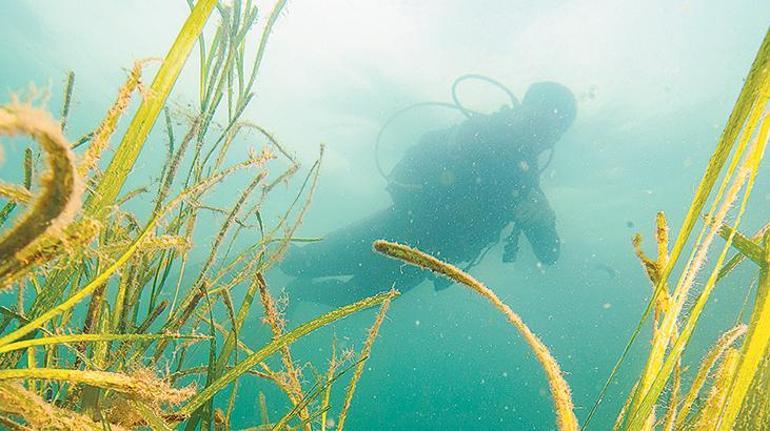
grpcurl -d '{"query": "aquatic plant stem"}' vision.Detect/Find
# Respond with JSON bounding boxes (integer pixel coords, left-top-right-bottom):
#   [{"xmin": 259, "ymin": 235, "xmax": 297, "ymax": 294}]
[
  {"xmin": 244, "ymin": 0, "xmax": 287, "ymax": 104},
  {"xmin": 0, "ymin": 382, "xmax": 110, "ymax": 431},
  {"xmin": 320, "ymin": 338, "xmax": 337, "ymax": 431},
  {"xmin": 77, "ymin": 59, "xmax": 154, "ymax": 178},
  {"xmin": 624, "ymin": 112, "xmax": 769, "ymax": 430},
  {"xmin": 59, "ymin": 71, "xmax": 75, "ymax": 131},
  {"xmin": 674, "ymin": 324, "xmax": 746, "ymax": 428},
  {"xmin": 582, "ymin": 27, "xmax": 770, "ymax": 430},
  {"xmin": 373, "ymin": 240, "xmax": 578, "ymax": 431},
  {"xmin": 176, "ymin": 290, "xmax": 398, "ymax": 417},
  {"xmin": 337, "ymin": 288, "xmax": 396, "ymax": 431},
  {"xmin": 85, "ymin": 0, "xmax": 216, "ymax": 216},
  {"xmin": 0, "ymin": 332, "xmax": 206, "ymax": 354},
  {"xmin": 256, "ymin": 272, "xmax": 312, "ymax": 429},
  {"xmin": 716, "ymin": 232, "xmax": 770, "ymax": 429},
  {"xmin": 0, "ymin": 156, "xmax": 263, "ymax": 348},
  {"xmin": 0, "ymin": 368, "xmax": 192, "ymax": 401}
]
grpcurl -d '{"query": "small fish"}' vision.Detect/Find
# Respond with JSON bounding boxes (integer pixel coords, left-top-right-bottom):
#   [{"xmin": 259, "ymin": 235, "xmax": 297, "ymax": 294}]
[{"xmin": 593, "ymin": 263, "xmax": 618, "ymax": 279}]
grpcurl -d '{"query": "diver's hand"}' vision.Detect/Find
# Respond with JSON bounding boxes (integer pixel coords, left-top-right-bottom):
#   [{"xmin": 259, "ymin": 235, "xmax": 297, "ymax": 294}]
[{"xmin": 502, "ymin": 238, "xmax": 519, "ymax": 263}]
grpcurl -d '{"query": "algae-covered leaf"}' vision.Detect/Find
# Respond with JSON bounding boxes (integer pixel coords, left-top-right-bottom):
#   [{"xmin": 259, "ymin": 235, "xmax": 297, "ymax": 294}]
[
  {"xmin": 177, "ymin": 290, "xmax": 398, "ymax": 416},
  {"xmin": 716, "ymin": 232, "xmax": 770, "ymax": 430},
  {"xmin": 130, "ymin": 399, "xmax": 175, "ymax": 431},
  {"xmin": 0, "ymin": 156, "xmax": 263, "ymax": 349},
  {"xmin": 337, "ymin": 290, "xmax": 396, "ymax": 431},
  {"xmin": 0, "ymin": 332, "xmax": 207, "ymax": 354},
  {"xmin": 0, "ymin": 105, "xmax": 81, "ymax": 279},
  {"xmin": 0, "ymin": 382, "xmax": 111, "ymax": 431},
  {"xmin": 85, "ymin": 0, "xmax": 217, "ymax": 217},
  {"xmin": 0, "ymin": 368, "xmax": 193, "ymax": 403}
]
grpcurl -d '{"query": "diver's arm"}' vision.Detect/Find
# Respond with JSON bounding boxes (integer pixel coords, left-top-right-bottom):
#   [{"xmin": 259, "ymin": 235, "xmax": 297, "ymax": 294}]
[{"xmin": 515, "ymin": 187, "xmax": 560, "ymax": 265}]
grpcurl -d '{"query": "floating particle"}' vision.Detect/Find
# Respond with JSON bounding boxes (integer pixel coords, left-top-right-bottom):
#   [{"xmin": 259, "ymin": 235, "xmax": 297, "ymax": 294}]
[{"xmin": 603, "ymin": 302, "xmax": 612, "ymax": 309}]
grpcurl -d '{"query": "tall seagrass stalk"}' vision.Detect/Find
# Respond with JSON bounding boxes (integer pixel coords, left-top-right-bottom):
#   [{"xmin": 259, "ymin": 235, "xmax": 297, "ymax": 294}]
[
  {"xmin": 620, "ymin": 30, "xmax": 770, "ymax": 430},
  {"xmin": 85, "ymin": 0, "xmax": 216, "ymax": 217},
  {"xmin": 582, "ymin": 28, "xmax": 770, "ymax": 430}
]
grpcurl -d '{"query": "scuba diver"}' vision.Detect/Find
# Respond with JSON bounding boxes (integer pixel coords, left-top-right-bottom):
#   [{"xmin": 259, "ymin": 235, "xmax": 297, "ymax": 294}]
[{"xmin": 281, "ymin": 80, "xmax": 577, "ymax": 306}]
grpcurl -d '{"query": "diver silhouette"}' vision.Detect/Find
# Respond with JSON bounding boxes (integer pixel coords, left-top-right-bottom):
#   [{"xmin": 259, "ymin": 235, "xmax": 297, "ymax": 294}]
[{"xmin": 281, "ymin": 81, "xmax": 577, "ymax": 306}]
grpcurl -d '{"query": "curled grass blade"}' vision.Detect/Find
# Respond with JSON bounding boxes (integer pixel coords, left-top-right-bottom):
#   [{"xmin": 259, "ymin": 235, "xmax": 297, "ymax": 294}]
[
  {"xmin": 0, "ymin": 104, "xmax": 82, "ymax": 274},
  {"xmin": 0, "ymin": 156, "xmax": 265, "ymax": 348},
  {"xmin": 374, "ymin": 240, "xmax": 577, "ymax": 431}
]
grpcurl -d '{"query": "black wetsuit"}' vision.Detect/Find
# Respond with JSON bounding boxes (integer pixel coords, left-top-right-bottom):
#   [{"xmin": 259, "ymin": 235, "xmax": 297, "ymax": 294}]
[{"xmin": 281, "ymin": 108, "xmax": 560, "ymax": 305}]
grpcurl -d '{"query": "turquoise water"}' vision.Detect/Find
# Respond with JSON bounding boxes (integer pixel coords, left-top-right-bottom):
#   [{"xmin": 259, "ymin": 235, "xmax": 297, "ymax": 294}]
[{"xmin": 1, "ymin": 1, "xmax": 769, "ymax": 430}]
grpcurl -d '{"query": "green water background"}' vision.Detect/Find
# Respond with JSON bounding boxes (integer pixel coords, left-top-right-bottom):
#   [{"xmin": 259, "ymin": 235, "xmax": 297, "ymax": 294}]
[{"xmin": 1, "ymin": 1, "xmax": 770, "ymax": 429}]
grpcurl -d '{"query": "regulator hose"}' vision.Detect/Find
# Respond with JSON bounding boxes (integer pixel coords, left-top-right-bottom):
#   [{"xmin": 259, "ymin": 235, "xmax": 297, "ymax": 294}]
[{"xmin": 451, "ymin": 74, "xmax": 519, "ymax": 118}]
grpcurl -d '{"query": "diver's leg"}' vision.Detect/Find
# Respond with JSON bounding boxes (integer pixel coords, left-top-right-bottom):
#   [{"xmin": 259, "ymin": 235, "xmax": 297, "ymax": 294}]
[
  {"xmin": 289, "ymin": 263, "xmax": 427, "ymax": 307},
  {"xmin": 280, "ymin": 206, "xmax": 404, "ymax": 279},
  {"xmin": 286, "ymin": 277, "xmax": 369, "ymax": 308},
  {"xmin": 282, "ymin": 206, "xmax": 434, "ymax": 305}
]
